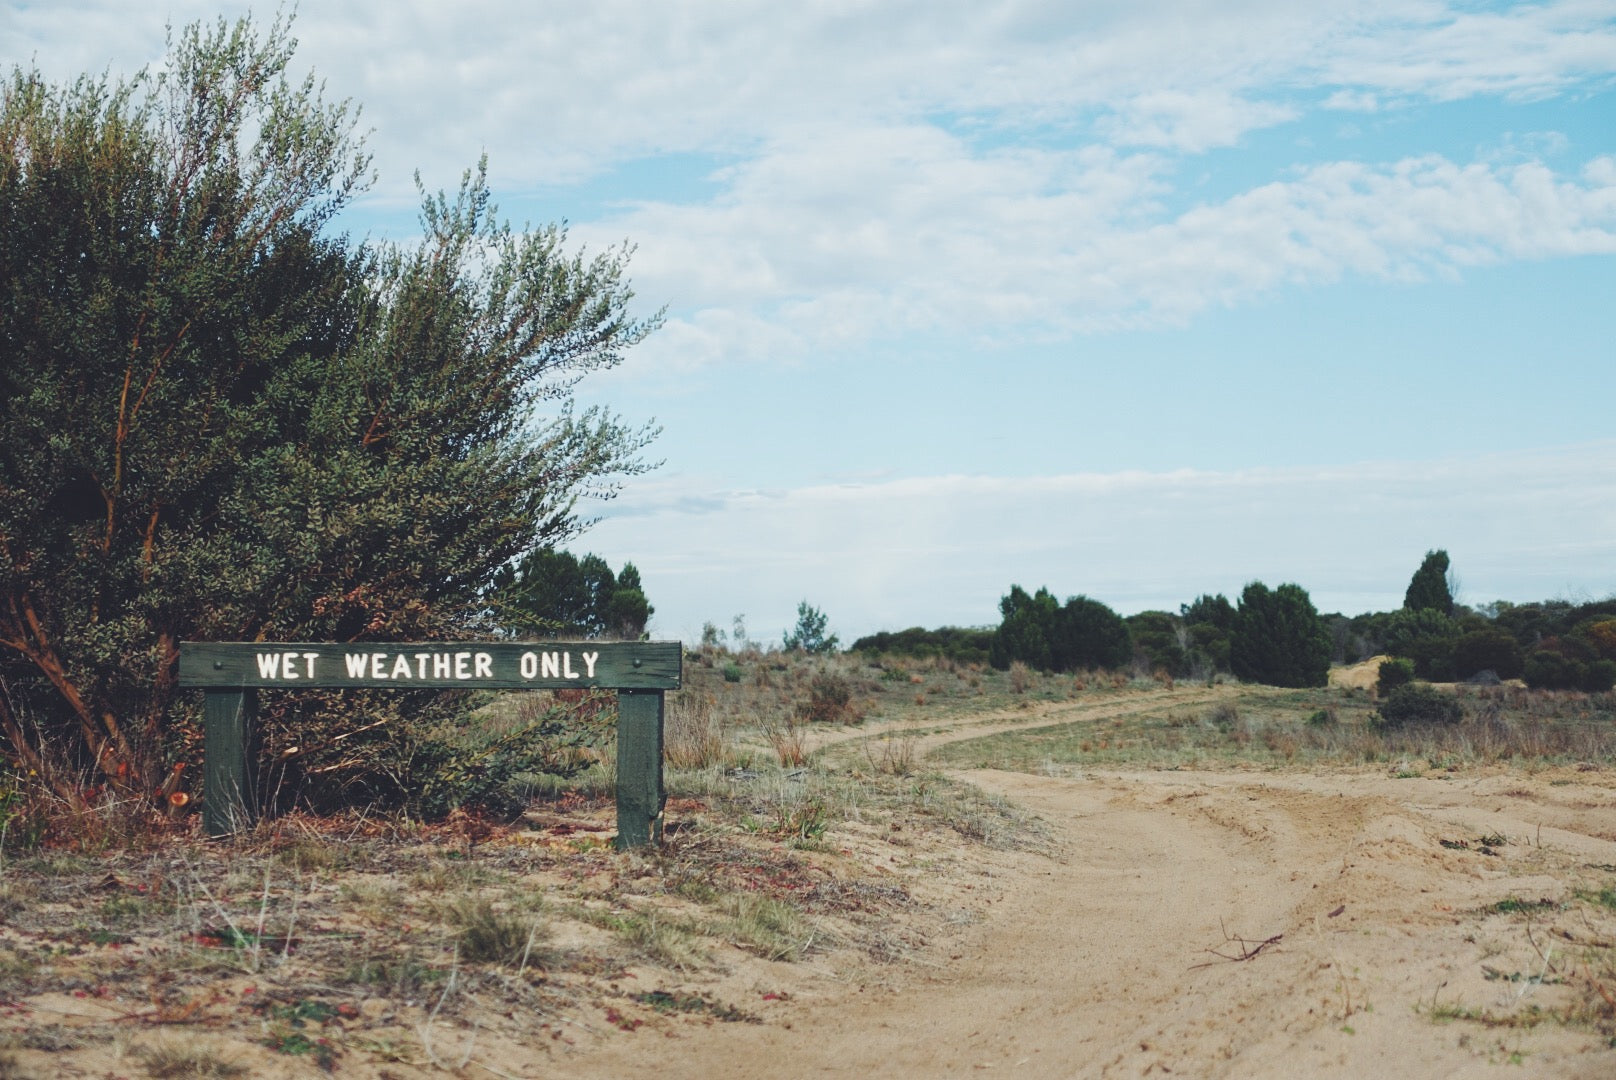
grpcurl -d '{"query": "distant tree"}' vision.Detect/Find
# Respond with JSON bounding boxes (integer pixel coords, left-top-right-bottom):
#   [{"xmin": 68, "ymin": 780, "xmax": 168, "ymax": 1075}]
[
  {"xmin": 1451, "ymin": 629, "xmax": 1524, "ymax": 681},
  {"xmin": 991, "ymin": 587, "xmax": 1129, "ymax": 673},
  {"xmin": 783, "ymin": 601, "xmax": 839, "ymax": 654},
  {"xmin": 1052, "ymin": 596, "xmax": 1132, "ymax": 672},
  {"xmin": 1404, "ymin": 550, "xmax": 1455, "ymax": 617},
  {"xmin": 1230, "ymin": 582, "xmax": 1330, "ymax": 688},
  {"xmin": 1181, "ymin": 594, "xmax": 1236, "ymax": 673},
  {"xmin": 493, "ymin": 550, "xmax": 651, "ymax": 638},
  {"xmin": 1373, "ymin": 607, "xmax": 1460, "ymax": 679},
  {"xmin": 850, "ymin": 626, "xmax": 994, "ymax": 665},
  {"xmin": 605, "ymin": 562, "xmax": 653, "ymax": 639},
  {"xmin": 1126, "ymin": 610, "xmax": 1186, "ymax": 675},
  {"xmin": 990, "ymin": 585, "xmax": 1057, "ymax": 670}
]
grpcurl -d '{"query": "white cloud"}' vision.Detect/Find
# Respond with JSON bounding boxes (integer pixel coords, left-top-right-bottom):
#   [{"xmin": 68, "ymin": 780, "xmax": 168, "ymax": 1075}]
[
  {"xmin": 578, "ymin": 142, "xmax": 1616, "ymax": 365},
  {"xmin": 9, "ymin": 1, "xmax": 1614, "ymax": 191},
  {"xmin": 581, "ymin": 442, "xmax": 1616, "ymax": 644}
]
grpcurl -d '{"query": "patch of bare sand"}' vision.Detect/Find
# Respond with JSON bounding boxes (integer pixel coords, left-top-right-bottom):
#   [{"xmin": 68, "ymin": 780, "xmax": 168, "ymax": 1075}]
[
  {"xmin": 568, "ymin": 764, "xmax": 1616, "ymax": 1080},
  {"xmin": 1331, "ymin": 656, "xmax": 1389, "ymax": 691}
]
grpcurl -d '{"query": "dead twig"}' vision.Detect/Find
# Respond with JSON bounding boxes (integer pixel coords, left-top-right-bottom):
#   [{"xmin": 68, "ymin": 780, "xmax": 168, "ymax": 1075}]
[{"xmin": 1191, "ymin": 918, "xmax": 1283, "ymax": 968}]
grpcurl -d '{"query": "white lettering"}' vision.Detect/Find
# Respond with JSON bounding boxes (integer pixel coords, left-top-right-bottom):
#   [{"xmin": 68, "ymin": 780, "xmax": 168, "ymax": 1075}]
[
  {"xmin": 474, "ymin": 652, "xmax": 493, "ymax": 678},
  {"xmin": 433, "ymin": 653, "xmax": 451, "ymax": 678},
  {"xmin": 563, "ymin": 652, "xmax": 578, "ymax": 679},
  {"xmin": 256, "ymin": 653, "xmax": 280, "ymax": 679},
  {"xmin": 282, "ymin": 651, "xmax": 300, "ymax": 680},
  {"xmin": 415, "ymin": 653, "xmax": 431, "ymax": 679},
  {"xmin": 391, "ymin": 654, "xmax": 413, "ymax": 680},
  {"xmin": 371, "ymin": 652, "xmax": 388, "ymax": 679},
  {"xmin": 303, "ymin": 653, "xmax": 318, "ymax": 679},
  {"xmin": 454, "ymin": 652, "xmax": 471, "ymax": 680},
  {"xmin": 344, "ymin": 653, "xmax": 368, "ymax": 678},
  {"xmin": 541, "ymin": 651, "xmax": 560, "ymax": 679},
  {"xmin": 582, "ymin": 651, "xmax": 599, "ymax": 678},
  {"xmin": 520, "ymin": 652, "xmax": 538, "ymax": 679}
]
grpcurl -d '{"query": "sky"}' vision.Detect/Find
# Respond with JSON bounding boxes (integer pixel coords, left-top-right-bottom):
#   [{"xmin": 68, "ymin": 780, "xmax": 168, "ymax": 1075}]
[{"xmin": 6, "ymin": 1, "xmax": 1615, "ymax": 645}]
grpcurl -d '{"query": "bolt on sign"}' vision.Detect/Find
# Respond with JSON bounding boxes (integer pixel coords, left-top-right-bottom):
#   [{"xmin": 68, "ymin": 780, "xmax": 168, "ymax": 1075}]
[{"xmin": 179, "ymin": 641, "xmax": 681, "ymax": 846}]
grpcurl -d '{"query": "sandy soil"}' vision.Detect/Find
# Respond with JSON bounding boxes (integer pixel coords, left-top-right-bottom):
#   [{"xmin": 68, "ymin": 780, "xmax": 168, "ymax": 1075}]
[
  {"xmin": 8, "ymin": 688, "xmax": 1616, "ymax": 1078},
  {"xmin": 574, "ymin": 700, "xmax": 1616, "ymax": 1080}
]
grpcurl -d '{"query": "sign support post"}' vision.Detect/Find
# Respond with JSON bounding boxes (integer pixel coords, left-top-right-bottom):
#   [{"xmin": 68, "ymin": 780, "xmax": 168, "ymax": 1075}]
[
  {"xmin": 202, "ymin": 688, "xmax": 257, "ymax": 839},
  {"xmin": 179, "ymin": 641, "xmax": 681, "ymax": 846}
]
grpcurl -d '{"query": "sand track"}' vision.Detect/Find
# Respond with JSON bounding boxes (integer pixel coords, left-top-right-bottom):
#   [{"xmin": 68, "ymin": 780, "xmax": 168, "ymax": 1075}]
[{"xmin": 576, "ymin": 691, "xmax": 1616, "ymax": 1079}]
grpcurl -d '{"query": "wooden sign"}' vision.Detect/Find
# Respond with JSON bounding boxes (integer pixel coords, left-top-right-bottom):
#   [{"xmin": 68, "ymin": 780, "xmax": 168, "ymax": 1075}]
[
  {"xmin": 180, "ymin": 641, "xmax": 680, "ymax": 847},
  {"xmin": 179, "ymin": 641, "xmax": 681, "ymax": 690}
]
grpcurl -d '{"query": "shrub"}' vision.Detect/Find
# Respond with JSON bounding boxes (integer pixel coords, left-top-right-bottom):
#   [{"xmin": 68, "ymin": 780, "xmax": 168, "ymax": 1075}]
[
  {"xmin": 1377, "ymin": 683, "xmax": 1463, "ymax": 727},
  {"xmin": 1582, "ymin": 659, "xmax": 1616, "ymax": 693},
  {"xmin": 721, "ymin": 663, "xmax": 744, "ymax": 683},
  {"xmin": 1377, "ymin": 658, "xmax": 1415, "ymax": 697},
  {"xmin": 0, "ymin": 16, "xmax": 658, "ymax": 811},
  {"xmin": 798, "ymin": 672, "xmax": 858, "ymax": 724}
]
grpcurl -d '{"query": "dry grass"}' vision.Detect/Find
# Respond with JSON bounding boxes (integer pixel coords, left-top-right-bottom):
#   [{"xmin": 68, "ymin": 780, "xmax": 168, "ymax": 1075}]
[
  {"xmin": 136, "ymin": 1039, "xmax": 247, "ymax": 1078},
  {"xmin": 932, "ymin": 682, "xmax": 1616, "ymax": 774}
]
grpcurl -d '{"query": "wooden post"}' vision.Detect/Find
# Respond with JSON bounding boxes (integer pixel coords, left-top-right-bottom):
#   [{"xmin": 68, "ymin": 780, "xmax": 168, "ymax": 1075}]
[
  {"xmin": 203, "ymin": 688, "xmax": 257, "ymax": 839},
  {"xmin": 614, "ymin": 688, "xmax": 665, "ymax": 849}
]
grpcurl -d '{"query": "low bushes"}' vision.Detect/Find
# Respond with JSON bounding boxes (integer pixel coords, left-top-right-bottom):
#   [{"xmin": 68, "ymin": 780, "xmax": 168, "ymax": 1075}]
[{"xmin": 1376, "ymin": 683, "xmax": 1463, "ymax": 728}]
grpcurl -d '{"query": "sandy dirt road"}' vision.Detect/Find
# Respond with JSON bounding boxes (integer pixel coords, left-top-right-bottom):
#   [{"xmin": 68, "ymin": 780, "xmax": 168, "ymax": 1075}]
[{"xmin": 573, "ymin": 697, "xmax": 1616, "ymax": 1079}]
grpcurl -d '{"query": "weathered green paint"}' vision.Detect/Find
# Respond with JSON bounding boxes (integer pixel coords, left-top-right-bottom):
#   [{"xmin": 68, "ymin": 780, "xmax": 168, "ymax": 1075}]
[
  {"xmin": 202, "ymin": 688, "xmax": 257, "ymax": 839},
  {"xmin": 179, "ymin": 640, "xmax": 680, "ymax": 690},
  {"xmin": 185, "ymin": 640, "xmax": 677, "ymax": 847},
  {"xmin": 614, "ymin": 689, "xmax": 665, "ymax": 849}
]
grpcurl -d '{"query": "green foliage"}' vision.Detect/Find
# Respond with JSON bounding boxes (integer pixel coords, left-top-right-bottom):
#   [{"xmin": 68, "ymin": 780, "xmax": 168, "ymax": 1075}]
[
  {"xmin": 990, "ymin": 586, "xmax": 1057, "ymax": 670},
  {"xmin": 492, "ymin": 550, "xmax": 652, "ymax": 639},
  {"xmin": 1180, "ymin": 594, "xmax": 1235, "ymax": 673},
  {"xmin": 1376, "ymin": 683, "xmax": 1464, "ymax": 727},
  {"xmin": 1525, "ymin": 650, "xmax": 1616, "ymax": 693},
  {"xmin": 1053, "ymin": 595, "xmax": 1132, "ymax": 671},
  {"xmin": 1404, "ymin": 549, "xmax": 1455, "ymax": 616},
  {"xmin": 1229, "ymin": 582, "xmax": 1330, "ymax": 688},
  {"xmin": 850, "ymin": 626, "xmax": 993, "ymax": 665},
  {"xmin": 1451, "ymin": 629, "xmax": 1524, "ymax": 681},
  {"xmin": 403, "ymin": 699, "xmax": 608, "ymax": 819},
  {"xmin": 1377, "ymin": 657, "xmax": 1415, "ymax": 697},
  {"xmin": 990, "ymin": 587, "xmax": 1131, "ymax": 673},
  {"xmin": 1357, "ymin": 607, "xmax": 1460, "ymax": 679},
  {"xmin": 721, "ymin": 663, "xmax": 744, "ymax": 683},
  {"xmin": 783, "ymin": 601, "xmax": 839, "ymax": 654},
  {"xmin": 0, "ymin": 15, "xmax": 658, "ymax": 809},
  {"xmin": 1126, "ymin": 610, "xmax": 1187, "ymax": 675}
]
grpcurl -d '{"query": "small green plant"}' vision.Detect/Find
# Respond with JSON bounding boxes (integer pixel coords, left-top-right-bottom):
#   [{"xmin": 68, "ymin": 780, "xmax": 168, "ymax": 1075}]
[
  {"xmin": 777, "ymin": 798, "xmax": 829, "ymax": 846},
  {"xmin": 722, "ymin": 663, "xmax": 745, "ymax": 683}
]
